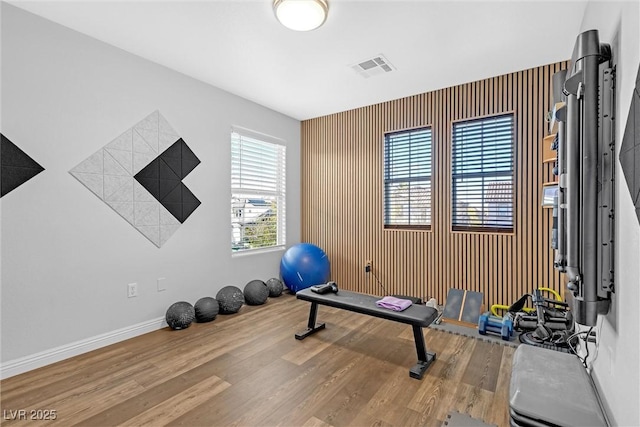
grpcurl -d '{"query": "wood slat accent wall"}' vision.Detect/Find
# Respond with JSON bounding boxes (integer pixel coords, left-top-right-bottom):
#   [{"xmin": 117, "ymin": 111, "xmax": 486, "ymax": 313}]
[{"xmin": 301, "ymin": 61, "xmax": 567, "ymax": 307}]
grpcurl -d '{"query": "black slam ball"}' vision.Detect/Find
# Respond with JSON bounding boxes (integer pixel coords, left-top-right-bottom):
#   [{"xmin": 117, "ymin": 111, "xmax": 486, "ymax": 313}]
[
  {"xmin": 216, "ymin": 285, "xmax": 245, "ymax": 314},
  {"xmin": 244, "ymin": 280, "xmax": 269, "ymax": 305},
  {"xmin": 194, "ymin": 297, "xmax": 220, "ymax": 322},
  {"xmin": 266, "ymin": 278, "xmax": 284, "ymax": 297},
  {"xmin": 166, "ymin": 301, "xmax": 195, "ymax": 330}
]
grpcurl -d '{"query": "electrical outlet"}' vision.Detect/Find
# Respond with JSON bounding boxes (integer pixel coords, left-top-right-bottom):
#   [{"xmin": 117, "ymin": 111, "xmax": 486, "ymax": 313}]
[
  {"xmin": 365, "ymin": 259, "xmax": 372, "ymax": 273},
  {"xmin": 157, "ymin": 277, "xmax": 167, "ymax": 292},
  {"xmin": 127, "ymin": 283, "xmax": 138, "ymax": 298}
]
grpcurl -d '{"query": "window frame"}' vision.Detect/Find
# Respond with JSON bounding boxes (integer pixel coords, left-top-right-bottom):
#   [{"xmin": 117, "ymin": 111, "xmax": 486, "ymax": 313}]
[
  {"xmin": 383, "ymin": 125, "xmax": 433, "ymax": 231},
  {"xmin": 230, "ymin": 126, "xmax": 286, "ymax": 254},
  {"xmin": 450, "ymin": 113, "xmax": 515, "ymax": 234}
]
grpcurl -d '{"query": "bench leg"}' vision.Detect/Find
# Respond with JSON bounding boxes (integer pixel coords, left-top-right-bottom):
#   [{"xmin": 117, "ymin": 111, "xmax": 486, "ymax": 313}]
[
  {"xmin": 295, "ymin": 302, "xmax": 326, "ymax": 340},
  {"xmin": 409, "ymin": 325, "xmax": 436, "ymax": 379}
]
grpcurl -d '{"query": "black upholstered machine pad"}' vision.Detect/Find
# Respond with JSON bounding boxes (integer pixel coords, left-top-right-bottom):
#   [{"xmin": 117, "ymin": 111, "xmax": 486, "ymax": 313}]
[
  {"xmin": 295, "ymin": 288, "xmax": 438, "ymax": 379},
  {"xmin": 296, "ymin": 288, "xmax": 438, "ymax": 326}
]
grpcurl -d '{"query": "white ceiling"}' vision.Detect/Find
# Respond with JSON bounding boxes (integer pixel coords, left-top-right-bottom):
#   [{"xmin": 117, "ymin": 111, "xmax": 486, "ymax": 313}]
[{"xmin": 8, "ymin": 0, "xmax": 589, "ymax": 120}]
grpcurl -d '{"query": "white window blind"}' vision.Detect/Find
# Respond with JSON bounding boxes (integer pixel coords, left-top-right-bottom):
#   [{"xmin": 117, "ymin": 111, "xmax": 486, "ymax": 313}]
[
  {"xmin": 452, "ymin": 114, "xmax": 514, "ymax": 232},
  {"xmin": 231, "ymin": 128, "xmax": 286, "ymax": 252},
  {"xmin": 384, "ymin": 127, "xmax": 432, "ymax": 229}
]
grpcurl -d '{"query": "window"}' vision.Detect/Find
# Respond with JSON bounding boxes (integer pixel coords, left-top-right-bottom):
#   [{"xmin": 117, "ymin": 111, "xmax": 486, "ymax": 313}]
[
  {"xmin": 452, "ymin": 114, "xmax": 514, "ymax": 232},
  {"xmin": 384, "ymin": 127, "xmax": 432, "ymax": 229},
  {"xmin": 231, "ymin": 127, "xmax": 286, "ymax": 252}
]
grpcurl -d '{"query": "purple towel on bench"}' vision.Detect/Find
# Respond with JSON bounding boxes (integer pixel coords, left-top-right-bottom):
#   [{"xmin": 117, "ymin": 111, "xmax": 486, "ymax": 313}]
[{"xmin": 375, "ymin": 296, "xmax": 413, "ymax": 312}]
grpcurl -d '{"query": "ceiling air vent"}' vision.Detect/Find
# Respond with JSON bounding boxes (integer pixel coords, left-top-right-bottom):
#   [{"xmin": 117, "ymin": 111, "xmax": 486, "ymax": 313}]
[{"xmin": 351, "ymin": 54, "xmax": 396, "ymax": 78}]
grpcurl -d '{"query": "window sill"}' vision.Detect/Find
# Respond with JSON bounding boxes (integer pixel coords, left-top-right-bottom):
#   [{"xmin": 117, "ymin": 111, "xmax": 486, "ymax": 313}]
[
  {"xmin": 231, "ymin": 245, "xmax": 286, "ymax": 258},
  {"xmin": 384, "ymin": 226, "xmax": 432, "ymax": 233},
  {"xmin": 451, "ymin": 228, "xmax": 515, "ymax": 236}
]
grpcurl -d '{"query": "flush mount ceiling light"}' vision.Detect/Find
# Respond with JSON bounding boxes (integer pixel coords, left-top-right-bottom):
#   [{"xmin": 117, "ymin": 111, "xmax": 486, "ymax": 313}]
[{"xmin": 273, "ymin": 0, "xmax": 328, "ymax": 31}]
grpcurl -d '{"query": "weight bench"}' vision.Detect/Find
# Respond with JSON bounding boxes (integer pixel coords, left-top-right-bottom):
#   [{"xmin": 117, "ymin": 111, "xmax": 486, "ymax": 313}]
[{"xmin": 295, "ymin": 288, "xmax": 438, "ymax": 379}]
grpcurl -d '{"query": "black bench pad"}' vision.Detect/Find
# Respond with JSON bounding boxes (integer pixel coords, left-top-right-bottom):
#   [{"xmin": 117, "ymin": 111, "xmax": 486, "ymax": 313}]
[
  {"xmin": 295, "ymin": 288, "xmax": 438, "ymax": 379},
  {"xmin": 296, "ymin": 288, "xmax": 438, "ymax": 326}
]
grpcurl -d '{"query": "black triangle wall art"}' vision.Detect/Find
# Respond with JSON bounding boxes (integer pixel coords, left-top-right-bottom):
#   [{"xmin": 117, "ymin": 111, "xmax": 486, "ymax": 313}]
[
  {"xmin": 619, "ymin": 64, "xmax": 640, "ymax": 225},
  {"xmin": 134, "ymin": 138, "xmax": 201, "ymax": 223},
  {"xmin": 69, "ymin": 111, "xmax": 201, "ymax": 247},
  {"xmin": 1, "ymin": 133, "xmax": 45, "ymax": 197}
]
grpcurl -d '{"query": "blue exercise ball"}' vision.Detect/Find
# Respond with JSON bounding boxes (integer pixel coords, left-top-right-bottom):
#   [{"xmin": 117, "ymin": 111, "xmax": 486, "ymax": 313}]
[{"xmin": 280, "ymin": 243, "xmax": 330, "ymax": 293}]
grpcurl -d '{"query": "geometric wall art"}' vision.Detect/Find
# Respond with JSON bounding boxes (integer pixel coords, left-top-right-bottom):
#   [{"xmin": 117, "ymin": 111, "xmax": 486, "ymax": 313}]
[
  {"xmin": 69, "ymin": 111, "xmax": 201, "ymax": 247},
  {"xmin": 1, "ymin": 133, "xmax": 45, "ymax": 198},
  {"xmin": 134, "ymin": 137, "xmax": 201, "ymax": 223},
  {"xmin": 619, "ymin": 64, "xmax": 640, "ymax": 225}
]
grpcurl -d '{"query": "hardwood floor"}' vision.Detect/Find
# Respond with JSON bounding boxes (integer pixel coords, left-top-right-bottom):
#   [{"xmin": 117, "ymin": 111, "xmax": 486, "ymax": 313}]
[{"xmin": 0, "ymin": 294, "xmax": 514, "ymax": 426}]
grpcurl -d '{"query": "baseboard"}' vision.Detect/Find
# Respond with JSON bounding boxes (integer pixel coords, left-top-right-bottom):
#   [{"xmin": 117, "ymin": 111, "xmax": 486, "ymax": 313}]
[{"xmin": 0, "ymin": 316, "xmax": 166, "ymax": 380}]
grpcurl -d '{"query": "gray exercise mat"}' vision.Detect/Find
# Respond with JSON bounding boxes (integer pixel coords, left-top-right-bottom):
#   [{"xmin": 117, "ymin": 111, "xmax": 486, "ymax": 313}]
[{"xmin": 442, "ymin": 411, "xmax": 496, "ymax": 427}]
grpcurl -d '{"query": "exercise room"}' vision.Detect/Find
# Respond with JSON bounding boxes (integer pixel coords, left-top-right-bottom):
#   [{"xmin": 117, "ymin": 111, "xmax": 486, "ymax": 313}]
[{"xmin": 1, "ymin": 1, "xmax": 638, "ymax": 426}]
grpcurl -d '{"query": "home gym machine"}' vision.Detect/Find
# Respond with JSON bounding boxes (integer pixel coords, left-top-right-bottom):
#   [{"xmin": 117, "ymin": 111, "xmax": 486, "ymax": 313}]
[
  {"xmin": 509, "ymin": 29, "xmax": 615, "ymax": 427},
  {"xmin": 552, "ymin": 29, "xmax": 615, "ymax": 326}
]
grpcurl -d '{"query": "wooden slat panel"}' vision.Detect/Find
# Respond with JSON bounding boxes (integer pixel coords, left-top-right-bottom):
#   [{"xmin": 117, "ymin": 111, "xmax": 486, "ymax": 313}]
[{"xmin": 301, "ymin": 61, "xmax": 568, "ymax": 307}]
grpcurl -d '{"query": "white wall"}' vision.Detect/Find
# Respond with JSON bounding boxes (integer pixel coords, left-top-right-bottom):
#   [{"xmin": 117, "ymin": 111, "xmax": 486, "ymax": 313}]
[
  {"xmin": 580, "ymin": 1, "xmax": 640, "ymax": 425},
  {"xmin": 0, "ymin": 4, "xmax": 300, "ymax": 371}
]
